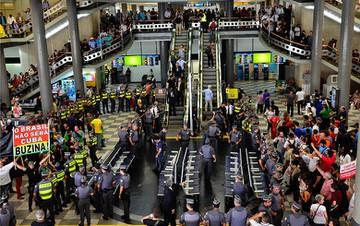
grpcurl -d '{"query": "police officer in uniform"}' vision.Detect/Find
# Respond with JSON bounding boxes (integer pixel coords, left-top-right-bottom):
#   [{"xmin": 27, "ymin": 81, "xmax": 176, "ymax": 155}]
[
  {"xmin": 258, "ymin": 194, "xmax": 274, "ymax": 224},
  {"xmin": 109, "ymin": 90, "xmax": 117, "ymax": 113},
  {"xmin": 180, "ymin": 199, "xmax": 202, "ymax": 226},
  {"xmin": 177, "ymin": 124, "xmax": 191, "ymax": 150},
  {"xmin": 87, "ymin": 135, "xmax": 98, "ymax": 167},
  {"xmin": 163, "ymin": 179, "xmax": 176, "ymax": 226},
  {"xmin": 118, "ymin": 86, "xmax": 126, "ymax": 112},
  {"xmin": 207, "ymin": 121, "xmax": 221, "ymax": 149},
  {"xmin": 101, "ymin": 89, "xmax": 109, "ymax": 114},
  {"xmin": 124, "ymin": 89, "xmax": 132, "ymax": 112},
  {"xmin": 233, "ymin": 175, "xmax": 248, "ymax": 206},
  {"xmin": 228, "ymin": 125, "xmax": 242, "ymax": 154},
  {"xmin": 0, "ymin": 200, "xmax": 10, "ymax": 226},
  {"xmin": 54, "ymin": 162, "xmax": 67, "ymax": 210},
  {"xmin": 64, "ymin": 153, "xmax": 77, "ymax": 204},
  {"xmin": 75, "ymin": 176, "xmax": 93, "ymax": 226},
  {"xmin": 95, "ymin": 92, "xmax": 102, "ymax": 114},
  {"xmin": 199, "ymin": 138, "xmax": 216, "ymax": 181},
  {"xmin": 226, "ymin": 195, "xmax": 249, "ymax": 226},
  {"xmin": 282, "ymin": 202, "xmax": 309, "ymax": 226},
  {"xmin": 35, "ymin": 171, "xmax": 55, "ymax": 223},
  {"xmin": 92, "ymin": 165, "xmax": 103, "ymax": 214},
  {"xmin": 2, "ymin": 195, "xmax": 16, "ymax": 226},
  {"xmin": 97, "ymin": 164, "xmax": 115, "ymax": 220},
  {"xmin": 119, "ymin": 166, "xmax": 131, "ymax": 222},
  {"xmin": 204, "ymin": 199, "xmax": 226, "ymax": 226},
  {"xmin": 118, "ymin": 126, "xmax": 129, "ymax": 150},
  {"xmin": 270, "ymin": 183, "xmax": 284, "ymax": 226},
  {"xmin": 144, "ymin": 109, "xmax": 154, "ymax": 141},
  {"xmin": 129, "ymin": 124, "xmax": 140, "ymax": 154}
]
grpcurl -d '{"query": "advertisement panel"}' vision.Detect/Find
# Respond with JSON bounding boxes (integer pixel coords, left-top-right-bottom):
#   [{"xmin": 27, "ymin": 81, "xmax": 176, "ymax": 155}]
[
  {"xmin": 13, "ymin": 124, "xmax": 50, "ymax": 157},
  {"xmin": 340, "ymin": 160, "xmax": 357, "ymax": 180}
]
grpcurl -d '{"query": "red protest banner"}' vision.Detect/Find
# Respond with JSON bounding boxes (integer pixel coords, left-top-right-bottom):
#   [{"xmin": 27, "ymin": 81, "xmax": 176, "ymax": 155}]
[
  {"xmin": 13, "ymin": 124, "xmax": 50, "ymax": 157},
  {"xmin": 340, "ymin": 160, "xmax": 357, "ymax": 180}
]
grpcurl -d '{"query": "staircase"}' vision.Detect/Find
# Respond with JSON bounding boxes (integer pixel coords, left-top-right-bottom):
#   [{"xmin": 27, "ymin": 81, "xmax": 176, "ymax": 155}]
[
  {"xmin": 167, "ymin": 31, "xmax": 189, "ymax": 135},
  {"xmin": 202, "ymin": 32, "xmax": 217, "ymax": 112}
]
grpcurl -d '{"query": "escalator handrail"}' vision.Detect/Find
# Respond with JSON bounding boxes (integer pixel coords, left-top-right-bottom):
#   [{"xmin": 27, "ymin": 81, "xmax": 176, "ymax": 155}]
[
  {"xmin": 163, "ymin": 28, "xmax": 176, "ymax": 129},
  {"xmin": 184, "ymin": 29, "xmax": 193, "ymax": 131},
  {"xmin": 198, "ymin": 30, "xmax": 204, "ymax": 126},
  {"xmin": 215, "ymin": 29, "xmax": 222, "ymax": 107}
]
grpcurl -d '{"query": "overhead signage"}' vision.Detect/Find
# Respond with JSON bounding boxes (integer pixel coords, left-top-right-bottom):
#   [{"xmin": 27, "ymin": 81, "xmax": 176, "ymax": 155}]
[
  {"xmin": 13, "ymin": 124, "xmax": 50, "ymax": 157},
  {"xmin": 226, "ymin": 88, "xmax": 239, "ymax": 99}
]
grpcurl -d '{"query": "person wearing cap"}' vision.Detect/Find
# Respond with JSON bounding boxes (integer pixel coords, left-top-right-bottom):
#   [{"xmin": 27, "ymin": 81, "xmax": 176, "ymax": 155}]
[
  {"xmin": 144, "ymin": 109, "xmax": 155, "ymax": 141},
  {"xmin": 233, "ymin": 175, "xmax": 249, "ymax": 205},
  {"xmin": 118, "ymin": 125, "xmax": 129, "ymax": 150},
  {"xmin": 163, "ymin": 178, "xmax": 176, "ymax": 226},
  {"xmin": 75, "ymin": 176, "xmax": 93, "ymax": 226},
  {"xmin": 30, "ymin": 209, "xmax": 52, "ymax": 226},
  {"xmin": 177, "ymin": 124, "xmax": 191, "ymax": 149},
  {"xmin": 270, "ymin": 183, "xmax": 284, "ymax": 226},
  {"xmin": 153, "ymin": 135, "xmax": 165, "ymax": 173},
  {"xmin": 87, "ymin": 134, "xmax": 99, "ymax": 167},
  {"xmin": 97, "ymin": 164, "xmax": 115, "ymax": 220},
  {"xmin": 282, "ymin": 202, "xmax": 310, "ymax": 226},
  {"xmin": 34, "ymin": 170, "xmax": 55, "ymax": 224},
  {"xmin": 73, "ymin": 166, "xmax": 86, "ymax": 214},
  {"xmin": 258, "ymin": 194, "xmax": 274, "ymax": 224},
  {"xmin": 228, "ymin": 125, "xmax": 242, "ymax": 154},
  {"xmin": 119, "ymin": 166, "xmax": 131, "ymax": 222},
  {"xmin": 142, "ymin": 208, "xmax": 166, "ymax": 226},
  {"xmin": 180, "ymin": 198, "xmax": 202, "ymax": 226},
  {"xmin": 0, "ymin": 202, "xmax": 10, "ymax": 226},
  {"xmin": 200, "ymin": 138, "xmax": 216, "ymax": 181},
  {"xmin": 64, "ymin": 152, "xmax": 78, "ymax": 204},
  {"xmin": 129, "ymin": 123, "xmax": 140, "ymax": 154},
  {"xmin": 54, "ymin": 162, "xmax": 67, "ymax": 211},
  {"xmin": 204, "ymin": 198, "xmax": 226, "ymax": 226},
  {"xmin": 207, "ymin": 122, "xmax": 221, "ymax": 149},
  {"xmin": 226, "ymin": 195, "xmax": 249, "ymax": 226},
  {"xmin": 249, "ymin": 212, "xmax": 273, "ymax": 226},
  {"xmin": 265, "ymin": 152, "xmax": 278, "ymax": 189}
]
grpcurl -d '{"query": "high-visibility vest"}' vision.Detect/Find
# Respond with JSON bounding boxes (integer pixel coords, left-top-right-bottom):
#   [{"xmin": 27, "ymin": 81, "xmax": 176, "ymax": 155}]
[
  {"xmin": 66, "ymin": 159, "xmax": 77, "ymax": 177},
  {"xmin": 102, "ymin": 93, "xmax": 108, "ymax": 100},
  {"xmin": 234, "ymin": 106, "xmax": 241, "ymax": 113},
  {"xmin": 95, "ymin": 95, "xmax": 101, "ymax": 102},
  {"xmin": 60, "ymin": 112, "xmax": 67, "ymax": 120},
  {"xmin": 125, "ymin": 92, "xmax": 132, "ymax": 99},
  {"xmin": 38, "ymin": 180, "xmax": 53, "ymax": 200},
  {"xmin": 110, "ymin": 92, "xmax": 117, "ymax": 99},
  {"xmin": 141, "ymin": 90, "xmax": 147, "ymax": 97},
  {"xmin": 135, "ymin": 90, "xmax": 141, "ymax": 96},
  {"xmin": 50, "ymin": 176, "xmax": 58, "ymax": 186},
  {"xmin": 74, "ymin": 153, "xmax": 84, "ymax": 167},
  {"xmin": 88, "ymin": 138, "xmax": 97, "ymax": 146},
  {"xmin": 81, "ymin": 149, "xmax": 88, "ymax": 158},
  {"xmin": 56, "ymin": 170, "xmax": 65, "ymax": 182},
  {"xmin": 119, "ymin": 91, "xmax": 125, "ymax": 98}
]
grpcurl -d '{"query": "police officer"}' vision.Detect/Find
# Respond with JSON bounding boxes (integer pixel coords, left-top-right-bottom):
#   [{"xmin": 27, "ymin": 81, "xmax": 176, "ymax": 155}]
[
  {"xmin": 118, "ymin": 126, "xmax": 129, "ymax": 150},
  {"xmin": 177, "ymin": 124, "xmax": 191, "ymax": 150},
  {"xmin": 180, "ymin": 199, "xmax": 202, "ymax": 226},
  {"xmin": 64, "ymin": 153, "xmax": 77, "ymax": 204},
  {"xmin": 144, "ymin": 109, "xmax": 154, "ymax": 141},
  {"xmin": 163, "ymin": 179, "xmax": 176, "ymax": 226},
  {"xmin": 101, "ymin": 89, "xmax": 109, "ymax": 114},
  {"xmin": 119, "ymin": 165, "xmax": 131, "ymax": 222},
  {"xmin": 118, "ymin": 85, "xmax": 126, "ymax": 112},
  {"xmin": 207, "ymin": 121, "xmax": 221, "ymax": 149},
  {"xmin": 204, "ymin": 199, "xmax": 226, "ymax": 226},
  {"xmin": 282, "ymin": 202, "xmax": 309, "ymax": 226},
  {"xmin": 75, "ymin": 176, "xmax": 93, "ymax": 226},
  {"xmin": 97, "ymin": 164, "xmax": 115, "ymax": 220},
  {"xmin": 92, "ymin": 165, "xmax": 103, "ymax": 214},
  {"xmin": 233, "ymin": 175, "xmax": 248, "ymax": 206},
  {"xmin": 153, "ymin": 135, "xmax": 165, "ymax": 173},
  {"xmin": 258, "ymin": 195, "xmax": 274, "ymax": 224},
  {"xmin": 35, "ymin": 171, "xmax": 55, "ymax": 223},
  {"xmin": 226, "ymin": 195, "xmax": 249, "ymax": 226},
  {"xmin": 129, "ymin": 123, "xmax": 140, "ymax": 154},
  {"xmin": 110, "ymin": 90, "xmax": 117, "ymax": 113},
  {"xmin": 0, "ymin": 201, "xmax": 10, "ymax": 226},
  {"xmin": 270, "ymin": 183, "xmax": 284, "ymax": 226},
  {"xmin": 54, "ymin": 162, "xmax": 67, "ymax": 210},
  {"xmin": 75, "ymin": 166, "xmax": 86, "ymax": 188},
  {"xmin": 124, "ymin": 89, "xmax": 132, "ymax": 112},
  {"xmin": 2, "ymin": 195, "xmax": 15, "ymax": 226},
  {"xmin": 228, "ymin": 125, "xmax": 242, "ymax": 154},
  {"xmin": 87, "ymin": 135, "xmax": 98, "ymax": 167},
  {"xmin": 200, "ymin": 138, "xmax": 216, "ymax": 181},
  {"xmin": 95, "ymin": 92, "xmax": 102, "ymax": 114}
]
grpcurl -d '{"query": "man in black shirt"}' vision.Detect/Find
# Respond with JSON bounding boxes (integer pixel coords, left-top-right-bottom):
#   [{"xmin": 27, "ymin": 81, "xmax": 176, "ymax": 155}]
[
  {"xmin": 271, "ymin": 101, "xmax": 280, "ymax": 116},
  {"xmin": 142, "ymin": 208, "xmax": 166, "ymax": 226}
]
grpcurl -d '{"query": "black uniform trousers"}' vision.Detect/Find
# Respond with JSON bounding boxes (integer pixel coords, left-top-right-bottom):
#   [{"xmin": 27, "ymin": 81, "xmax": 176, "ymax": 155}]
[
  {"xmin": 118, "ymin": 98, "xmax": 124, "ymax": 112},
  {"xmin": 120, "ymin": 190, "xmax": 130, "ymax": 219},
  {"xmin": 56, "ymin": 181, "xmax": 66, "ymax": 207},
  {"xmin": 65, "ymin": 177, "xmax": 75, "ymax": 204},
  {"xmin": 163, "ymin": 210, "xmax": 176, "ymax": 226},
  {"xmin": 125, "ymin": 99, "xmax": 131, "ymax": 112},
  {"xmin": 229, "ymin": 142, "xmax": 239, "ymax": 154},
  {"xmin": 110, "ymin": 99, "xmax": 116, "ymax": 113},
  {"xmin": 40, "ymin": 198, "xmax": 55, "ymax": 223},
  {"xmin": 101, "ymin": 189, "xmax": 114, "ymax": 218},
  {"xmin": 96, "ymin": 102, "xmax": 101, "ymax": 114},
  {"xmin": 79, "ymin": 198, "xmax": 91, "ymax": 225},
  {"xmin": 144, "ymin": 123, "xmax": 153, "ymax": 140},
  {"xmin": 89, "ymin": 145, "xmax": 98, "ymax": 166},
  {"xmin": 203, "ymin": 159, "xmax": 213, "ymax": 180},
  {"xmin": 102, "ymin": 100, "xmax": 109, "ymax": 114},
  {"xmin": 28, "ymin": 184, "xmax": 35, "ymax": 210}
]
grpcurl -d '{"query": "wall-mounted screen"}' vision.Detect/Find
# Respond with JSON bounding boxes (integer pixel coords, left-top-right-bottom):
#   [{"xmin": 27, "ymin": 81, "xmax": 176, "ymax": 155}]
[
  {"xmin": 253, "ymin": 52, "xmax": 272, "ymax": 63},
  {"xmin": 124, "ymin": 55, "xmax": 142, "ymax": 66}
]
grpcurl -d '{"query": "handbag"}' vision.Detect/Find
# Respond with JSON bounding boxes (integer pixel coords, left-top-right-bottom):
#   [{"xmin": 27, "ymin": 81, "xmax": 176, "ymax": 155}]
[{"xmin": 309, "ymin": 204, "xmax": 321, "ymax": 225}]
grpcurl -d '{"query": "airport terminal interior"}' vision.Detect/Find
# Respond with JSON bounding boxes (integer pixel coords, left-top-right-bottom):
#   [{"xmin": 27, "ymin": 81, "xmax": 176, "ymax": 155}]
[{"xmin": 1, "ymin": 0, "xmax": 360, "ymax": 225}]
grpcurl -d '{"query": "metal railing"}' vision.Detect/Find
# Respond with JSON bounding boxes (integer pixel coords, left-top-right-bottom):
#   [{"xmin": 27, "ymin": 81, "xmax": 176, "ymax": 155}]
[
  {"xmin": 132, "ymin": 22, "xmax": 173, "ymax": 31},
  {"xmin": 162, "ymin": 29, "xmax": 176, "ymax": 129},
  {"xmin": 215, "ymin": 29, "xmax": 223, "ymax": 107},
  {"xmin": 322, "ymin": 45, "xmax": 360, "ymax": 75},
  {"xmin": 184, "ymin": 29, "xmax": 193, "ymax": 131},
  {"xmin": 198, "ymin": 30, "xmax": 204, "ymax": 125},
  {"xmin": 218, "ymin": 20, "xmax": 260, "ymax": 30}
]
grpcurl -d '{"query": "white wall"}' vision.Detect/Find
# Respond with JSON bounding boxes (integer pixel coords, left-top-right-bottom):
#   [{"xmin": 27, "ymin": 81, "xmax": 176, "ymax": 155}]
[{"xmin": 234, "ymin": 38, "xmax": 270, "ymax": 52}]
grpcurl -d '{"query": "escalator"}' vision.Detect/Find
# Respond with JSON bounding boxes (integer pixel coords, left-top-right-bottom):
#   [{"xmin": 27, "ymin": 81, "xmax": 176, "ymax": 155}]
[
  {"xmin": 167, "ymin": 30, "xmax": 192, "ymax": 134},
  {"xmin": 202, "ymin": 32, "xmax": 217, "ymax": 108}
]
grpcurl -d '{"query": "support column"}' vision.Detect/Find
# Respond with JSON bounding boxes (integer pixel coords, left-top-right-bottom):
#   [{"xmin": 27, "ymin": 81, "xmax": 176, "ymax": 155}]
[
  {"xmin": 338, "ymin": 0, "xmax": 355, "ymax": 110},
  {"xmin": 158, "ymin": 2, "xmax": 167, "ymax": 21},
  {"xmin": 310, "ymin": 0, "xmax": 324, "ymax": 94},
  {"xmin": 160, "ymin": 41, "xmax": 169, "ymax": 88},
  {"xmin": 131, "ymin": 4, "xmax": 137, "ymax": 13},
  {"xmin": 67, "ymin": 0, "xmax": 85, "ymax": 97},
  {"xmin": 121, "ymin": 3, "xmax": 127, "ymax": 14},
  {"xmin": 0, "ymin": 47, "xmax": 10, "ymax": 106},
  {"xmin": 30, "ymin": 0, "xmax": 52, "ymax": 114},
  {"xmin": 96, "ymin": 67, "xmax": 102, "ymax": 93},
  {"xmin": 139, "ymin": 5, "xmax": 144, "ymax": 12},
  {"xmin": 225, "ymin": 0, "xmax": 234, "ymax": 85}
]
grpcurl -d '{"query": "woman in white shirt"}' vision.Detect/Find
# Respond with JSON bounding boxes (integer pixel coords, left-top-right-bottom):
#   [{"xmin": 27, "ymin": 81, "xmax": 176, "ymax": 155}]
[{"xmin": 310, "ymin": 194, "xmax": 328, "ymax": 226}]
